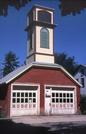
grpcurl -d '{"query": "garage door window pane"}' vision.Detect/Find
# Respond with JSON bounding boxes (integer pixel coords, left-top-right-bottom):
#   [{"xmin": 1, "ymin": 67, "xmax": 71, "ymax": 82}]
[
  {"xmin": 25, "ymin": 98, "xmax": 28, "ymax": 103},
  {"xmin": 60, "ymin": 98, "xmax": 62, "ymax": 103},
  {"xmin": 21, "ymin": 98, "xmax": 24, "ymax": 103},
  {"xmin": 21, "ymin": 93, "xmax": 24, "ymax": 97},
  {"xmin": 67, "ymin": 99, "xmax": 69, "ymax": 103},
  {"xmin": 29, "ymin": 93, "xmax": 32, "ymax": 97},
  {"xmin": 17, "ymin": 93, "xmax": 20, "ymax": 97},
  {"xmin": 70, "ymin": 93, "xmax": 73, "ymax": 97},
  {"xmin": 52, "ymin": 93, "xmax": 55, "ymax": 97},
  {"xmin": 56, "ymin": 93, "xmax": 58, "ymax": 97},
  {"xmin": 56, "ymin": 98, "xmax": 58, "ymax": 102},
  {"xmin": 17, "ymin": 98, "xmax": 20, "ymax": 103},
  {"xmin": 70, "ymin": 99, "xmax": 73, "ymax": 103},
  {"xmin": 60, "ymin": 93, "xmax": 62, "ymax": 97},
  {"xmin": 13, "ymin": 98, "xmax": 16, "ymax": 103},
  {"xmin": 29, "ymin": 98, "xmax": 32, "ymax": 103},
  {"xmin": 25, "ymin": 93, "xmax": 28, "ymax": 97},
  {"xmin": 67, "ymin": 93, "xmax": 69, "ymax": 97},
  {"xmin": 13, "ymin": 93, "xmax": 16, "ymax": 97},
  {"xmin": 63, "ymin": 93, "xmax": 66, "ymax": 97},
  {"xmin": 63, "ymin": 98, "xmax": 66, "ymax": 103},
  {"xmin": 33, "ymin": 98, "xmax": 36, "ymax": 103},
  {"xmin": 52, "ymin": 98, "xmax": 55, "ymax": 103},
  {"xmin": 33, "ymin": 93, "xmax": 36, "ymax": 97}
]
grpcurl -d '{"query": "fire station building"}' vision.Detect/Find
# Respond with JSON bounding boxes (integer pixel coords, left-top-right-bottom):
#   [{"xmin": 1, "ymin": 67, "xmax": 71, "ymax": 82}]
[{"xmin": 0, "ymin": 5, "xmax": 81, "ymax": 117}]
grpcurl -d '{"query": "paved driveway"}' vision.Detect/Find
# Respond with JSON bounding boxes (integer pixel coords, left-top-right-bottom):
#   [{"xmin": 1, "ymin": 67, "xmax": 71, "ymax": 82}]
[
  {"xmin": 1, "ymin": 115, "xmax": 86, "ymax": 134},
  {"xmin": 12, "ymin": 115, "xmax": 86, "ymax": 126}
]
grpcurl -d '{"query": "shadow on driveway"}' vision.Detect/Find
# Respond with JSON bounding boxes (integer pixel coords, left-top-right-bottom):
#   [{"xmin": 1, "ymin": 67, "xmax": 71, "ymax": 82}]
[
  {"xmin": 0, "ymin": 119, "xmax": 86, "ymax": 134},
  {"xmin": 0, "ymin": 119, "xmax": 48, "ymax": 134}
]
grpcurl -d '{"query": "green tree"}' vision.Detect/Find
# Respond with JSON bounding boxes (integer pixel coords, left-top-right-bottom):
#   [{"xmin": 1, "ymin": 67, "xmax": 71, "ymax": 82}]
[
  {"xmin": 55, "ymin": 52, "xmax": 79, "ymax": 75},
  {"xmin": 80, "ymin": 95, "xmax": 86, "ymax": 114},
  {"xmin": 3, "ymin": 51, "xmax": 20, "ymax": 76},
  {"xmin": 0, "ymin": 0, "xmax": 31, "ymax": 16},
  {"xmin": 0, "ymin": 0, "xmax": 86, "ymax": 16},
  {"xmin": 60, "ymin": 0, "xmax": 86, "ymax": 16}
]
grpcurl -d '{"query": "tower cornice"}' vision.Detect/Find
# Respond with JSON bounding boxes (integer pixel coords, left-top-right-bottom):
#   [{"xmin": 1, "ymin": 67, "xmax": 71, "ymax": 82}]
[{"xmin": 25, "ymin": 21, "xmax": 56, "ymax": 31}]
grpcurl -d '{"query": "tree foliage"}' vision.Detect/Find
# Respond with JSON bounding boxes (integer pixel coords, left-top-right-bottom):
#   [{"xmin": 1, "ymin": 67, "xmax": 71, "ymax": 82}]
[
  {"xmin": 80, "ymin": 95, "xmax": 86, "ymax": 114},
  {"xmin": 3, "ymin": 51, "xmax": 20, "ymax": 76},
  {"xmin": 60, "ymin": 0, "xmax": 86, "ymax": 16},
  {"xmin": 0, "ymin": 0, "xmax": 31, "ymax": 16},
  {"xmin": 55, "ymin": 52, "xmax": 79, "ymax": 75},
  {"xmin": 0, "ymin": 0, "xmax": 86, "ymax": 16}
]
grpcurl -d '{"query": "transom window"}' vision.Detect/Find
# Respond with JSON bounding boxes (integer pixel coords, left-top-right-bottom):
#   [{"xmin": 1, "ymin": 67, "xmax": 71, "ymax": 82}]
[{"xmin": 40, "ymin": 28, "xmax": 49, "ymax": 49}]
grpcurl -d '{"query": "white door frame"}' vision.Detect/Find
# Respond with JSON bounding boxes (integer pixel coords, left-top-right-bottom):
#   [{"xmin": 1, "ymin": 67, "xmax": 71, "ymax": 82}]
[
  {"xmin": 44, "ymin": 88, "xmax": 52, "ymax": 115},
  {"xmin": 44, "ymin": 85, "xmax": 77, "ymax": 114},
  {"xmin": 10, "ymin": 83, "xmax": 40, "ymax": 117}
]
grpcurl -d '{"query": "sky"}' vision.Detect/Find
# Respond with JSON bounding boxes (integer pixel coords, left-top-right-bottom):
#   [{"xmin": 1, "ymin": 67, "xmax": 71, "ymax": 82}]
[{"xmin": 0, "ymin": 0, "xmax": 86, "ymax": 69}]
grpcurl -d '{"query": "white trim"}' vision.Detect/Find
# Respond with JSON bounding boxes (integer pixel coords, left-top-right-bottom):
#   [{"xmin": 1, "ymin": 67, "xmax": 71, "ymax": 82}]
[
  {"xmin": 2, "ymin": 62, "xmax": 81, "ymax": 87},
  {"xmin": 35, "ymin": 63, "xmax": 81, "ymax": 87},
  {"xmin": 10, "ymin": 83, "xmax": 40, "ymax": 117},
  {"xmin": 11, "ymin": 82, "xmax": 40, "ymax": 87},
  {"xmin": 74, "ymin": 86, "xmax": 77, "ymax": 113},
  {"xmin": 44, "ymin": 87, "xmax": 52, "ymax": 115},
  {"xmin": 60, "ymin": 66, "xmax": 82, "ymax": 87},
  {"xmin": 44, "ymin": 84, "xmax": 76, "ymax": 88},
  {"xmin": 10, "ymin": 84, "xmax": 13, "ymax": 117}
]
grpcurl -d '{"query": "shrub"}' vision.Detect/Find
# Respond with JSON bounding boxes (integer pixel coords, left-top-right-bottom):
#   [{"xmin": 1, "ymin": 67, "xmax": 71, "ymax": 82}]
[{"xmin": 80, "ymin": 95, "xmax": 86, "ymax": 114}]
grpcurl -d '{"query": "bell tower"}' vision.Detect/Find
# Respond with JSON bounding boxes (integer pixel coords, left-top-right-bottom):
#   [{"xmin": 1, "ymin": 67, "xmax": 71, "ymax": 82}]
[{"xmin": 25, "ymin": 5, "xmax": 56, "ymax": 64}]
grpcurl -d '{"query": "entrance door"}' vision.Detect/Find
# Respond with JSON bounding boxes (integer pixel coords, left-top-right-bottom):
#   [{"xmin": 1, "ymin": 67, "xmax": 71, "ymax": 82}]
[{"xmin": 45, "ymin": 88, "xmax": 51, "ymax": 115}]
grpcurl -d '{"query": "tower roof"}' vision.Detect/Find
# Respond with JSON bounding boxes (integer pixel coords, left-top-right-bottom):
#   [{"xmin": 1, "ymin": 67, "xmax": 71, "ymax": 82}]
[{"xmin": 27, "ymin": 4, "xmax": 55, "ymax": 16}]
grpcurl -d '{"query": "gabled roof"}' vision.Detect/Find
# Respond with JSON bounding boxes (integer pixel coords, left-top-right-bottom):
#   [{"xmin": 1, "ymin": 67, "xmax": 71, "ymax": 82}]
[
  {"xmin": 74, "ymin": 64, "xmax": 86, "ymax": 76},
  {"xmin": 0, "ymin": 62, "xmax": 82, "ymax": 87},
  {"xmin": 83, "ymin": 65, "xmax": 86, "ymax": 67}
]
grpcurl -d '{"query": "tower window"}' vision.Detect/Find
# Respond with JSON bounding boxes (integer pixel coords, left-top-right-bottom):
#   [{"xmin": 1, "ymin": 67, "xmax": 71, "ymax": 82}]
[
  {"xmin": 38, "ymin": 10, "xmax": 51, "ymax": 23},
  {"xmin": 40, "ymin": 28, "xmax": 49, "ymax": 49},
  {"xmin": 29, "ymin": 33, "xmax": 32, "ymax": 51},
  {"xmin": 29, "ymin": 27, "xmax": 34, "ymax": 51}
]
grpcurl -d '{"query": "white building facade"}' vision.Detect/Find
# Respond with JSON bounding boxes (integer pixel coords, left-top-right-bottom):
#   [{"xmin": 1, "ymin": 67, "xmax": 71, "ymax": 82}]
[{"xmin": 74, "ymin": 65, "xmax": 86, "ymax": 95}]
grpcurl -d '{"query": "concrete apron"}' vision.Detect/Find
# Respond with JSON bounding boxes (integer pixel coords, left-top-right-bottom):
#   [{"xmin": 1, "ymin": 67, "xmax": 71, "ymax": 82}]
[{"xmin": 11, "ymin": 115, "xmax": 86, "ymax": 125}]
